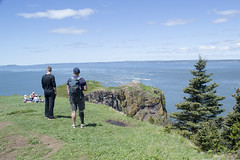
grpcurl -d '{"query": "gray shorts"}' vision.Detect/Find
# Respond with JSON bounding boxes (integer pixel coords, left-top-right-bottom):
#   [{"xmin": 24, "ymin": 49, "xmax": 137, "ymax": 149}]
[{"xmin": 70, "ymin": 96, "xmax": 85, "ymax": 111}]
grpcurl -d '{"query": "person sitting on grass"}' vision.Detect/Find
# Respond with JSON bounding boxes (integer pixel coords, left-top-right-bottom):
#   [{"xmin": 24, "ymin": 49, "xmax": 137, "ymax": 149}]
[
  {"xmin": 29, "ymin": 92, "xmax": 35, "ymax": 101},
  {"xmin": 23, "ymin": 95, "xmax": 29, "ymax": 103},
  {"xmin": 33, "ymin": 94, "xmax": 41, "ymax": 103}
]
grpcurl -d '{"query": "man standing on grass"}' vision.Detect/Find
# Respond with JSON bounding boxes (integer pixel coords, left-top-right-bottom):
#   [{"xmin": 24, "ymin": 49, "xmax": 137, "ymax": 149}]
[
  {"xmin": 41, "ymin": 66, "xmax": 56, "ymax": 120},
  {"xmin": 67, "ymin": 67, "xmax": 87, "ymax": 128}
]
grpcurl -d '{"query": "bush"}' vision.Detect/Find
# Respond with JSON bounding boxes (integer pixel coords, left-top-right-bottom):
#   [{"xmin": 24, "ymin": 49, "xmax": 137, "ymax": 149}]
[
  {"xmin": 177, "ymin": 130, "xmax": 192, "ymax": 139},
  {"xmin": 148, "ymin": 116, "xmax": 155, "ymax": 124},
  {"xmin": 228, "ymin": 122, "xmax": 240, "ymax": 151},
  {"xmin": 163, "ymin": 125, "xmax": 171, "ymax": 133},
  {"xmin": 222, "ymin": 87, "xmax": 240, "ymax": 151},
  {"xmin": 193, "ymin": 120, "xmax": 224, "ymax": 152}
]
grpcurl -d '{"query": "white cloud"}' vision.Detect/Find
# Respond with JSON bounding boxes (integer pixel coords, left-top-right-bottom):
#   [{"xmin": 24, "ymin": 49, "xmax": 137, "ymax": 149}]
[
  {"xmin": 212, "ymin": 18, "xmax": 228, "ymax": 23},
  {"xmin": 179, "ymin": 47, "xmax": 188, "ymax": 50},
  {"xmin": 177, "ymin": 40, "xmax": 240, "ymax": 56},
  {"xmin": 66, "ymin": 42, "xmax": 103, "ymax": 48},
  {"xmin": 163, "ymin": 19, "xmax": 194, "ymax": 26},
  {"xmin": 219, "ymin": 46, "xmax": 230, "ymax": 50},
  {"xmin": 66, "ymin": 42, "xmax": 89, "ymax": 48},
  {"xmin": 22, "ymin": 47, "xmax": 49, "ymax": 53},
  {"xmin": 214, "ymin": 9, "xmax": 240, "ymax": 16},
  {"xmin": 50, "ymin": 27, "xmax": 87, "ymax": 35},
  {"xmin": 198, "ymin": 46, "xmax": 217, "ymax": 50},
  {"xmin": 207, "ymin": 39, "xmax": 237, "ymax": 45},
  {"xmin": 18, "ymin": 8, "xmax": 95, "ymax": 19}
]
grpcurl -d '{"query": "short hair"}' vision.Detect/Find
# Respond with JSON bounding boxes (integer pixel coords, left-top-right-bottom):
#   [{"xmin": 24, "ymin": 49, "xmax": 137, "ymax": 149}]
[
  {"xmin": 47, "ymin": 66, "xmax": 52, "ymax": 72},
  {"xmin": 73, "ymin": 67, "xmax": 80, "ymax": 74}
]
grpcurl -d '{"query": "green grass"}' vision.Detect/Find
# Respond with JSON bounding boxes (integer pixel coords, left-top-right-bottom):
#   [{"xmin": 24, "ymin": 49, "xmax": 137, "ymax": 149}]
[
  {"xmin": 0, "ymin": 96, "xmax": 216, "ymax": 160},
  {"xmin": 57, "ymin": 80, "xmax": 106, "ymax": 98},
  {"xmin": 139, "ymin": 83, "xmax": 163, "ymax": 97},
  {"xmin": 57, "ymin": 80, "xmax": 162, "ymax": 98}
]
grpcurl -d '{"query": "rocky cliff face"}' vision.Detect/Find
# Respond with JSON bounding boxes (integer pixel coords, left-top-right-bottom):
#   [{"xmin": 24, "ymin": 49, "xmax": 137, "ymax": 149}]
[{"xmin": 85, "ymin": 80, "xmax": 167, "ymax": 124}]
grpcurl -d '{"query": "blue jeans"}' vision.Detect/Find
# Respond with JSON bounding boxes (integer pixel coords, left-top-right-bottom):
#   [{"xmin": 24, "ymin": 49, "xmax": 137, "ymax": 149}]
[{"xmin": 45, "ymin": 93, "xmax": 56, "ymax": 119}]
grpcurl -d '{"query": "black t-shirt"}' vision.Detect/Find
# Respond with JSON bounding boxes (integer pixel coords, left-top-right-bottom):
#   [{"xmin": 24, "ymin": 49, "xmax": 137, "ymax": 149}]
[{"xmin": 41, "ymin": 74, "xmax": 56, "ymax": 95}]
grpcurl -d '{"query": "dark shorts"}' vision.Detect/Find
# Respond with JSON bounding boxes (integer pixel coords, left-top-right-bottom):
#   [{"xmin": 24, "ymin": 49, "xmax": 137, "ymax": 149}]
[{"xmin": 70, "ymin": 95, "xmax": 85, "ymax": 111}]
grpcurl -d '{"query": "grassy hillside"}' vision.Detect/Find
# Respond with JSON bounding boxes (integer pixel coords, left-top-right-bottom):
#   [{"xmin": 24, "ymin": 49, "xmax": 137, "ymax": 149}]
[
  {"xmin": 57, "ymin": 80, "xmax": 106, "ymax": 98},
  {"xmin": 56, "ymin": 80, "xmax": 162, "ymax": 98},
  {"xmin": 0, "ymin": 96, "xmax": 216, "ymax": 160}
]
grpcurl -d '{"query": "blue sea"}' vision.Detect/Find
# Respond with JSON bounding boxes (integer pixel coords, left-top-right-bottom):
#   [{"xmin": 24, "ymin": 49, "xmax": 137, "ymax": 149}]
[{"xmin": 0, "ymin": 60, "xmax": 240, "ymax": 116}]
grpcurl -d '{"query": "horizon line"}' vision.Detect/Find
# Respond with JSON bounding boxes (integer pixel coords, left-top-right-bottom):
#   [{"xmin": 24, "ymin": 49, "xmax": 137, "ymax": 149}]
[{"xmin": 1, "ymin": 59, "xmax": 240, "ymax": 67}]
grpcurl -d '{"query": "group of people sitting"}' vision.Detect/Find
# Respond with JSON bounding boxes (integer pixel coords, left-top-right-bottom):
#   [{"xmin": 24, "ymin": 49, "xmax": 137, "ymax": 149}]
[{"xmin": 23, "ymin": 92, "xmax": 44, "ymax": 103}]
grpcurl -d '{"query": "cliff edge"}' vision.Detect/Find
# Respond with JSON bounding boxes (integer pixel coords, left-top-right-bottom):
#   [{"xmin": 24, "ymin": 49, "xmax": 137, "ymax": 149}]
[{"xmin": 85, "ymin": 80, "xmax": 167, "ymax": 124}]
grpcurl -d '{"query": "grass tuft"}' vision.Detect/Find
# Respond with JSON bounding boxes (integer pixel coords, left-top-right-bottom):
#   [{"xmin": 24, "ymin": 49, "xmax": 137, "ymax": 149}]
[{"xmin": 7, "ymin": 109, "xmax": 36, "ymax": 115}]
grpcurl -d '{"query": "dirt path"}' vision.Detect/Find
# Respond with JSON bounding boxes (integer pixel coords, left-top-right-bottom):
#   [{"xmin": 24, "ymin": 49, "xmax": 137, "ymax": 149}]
[
  {"xmin": 0, "ymin": 135, "xmax": 30, "ymax": 160},
  {"xmin": 0, "ymin": 121, "xmax": 13, "ymax": 131},
  {"xmin": 0, "ymin": 121, "xmax": 63, "ymax": 160},
  {"xmin": 38, "ymin": 134, "xmax": 63, "ymax": 160}
]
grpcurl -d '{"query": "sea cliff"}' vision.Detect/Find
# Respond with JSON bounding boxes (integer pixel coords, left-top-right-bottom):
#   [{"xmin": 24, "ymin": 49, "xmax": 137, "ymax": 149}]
[{"xmin": 84, "ymin": 80, "xmax": 167, "ymax": 124}]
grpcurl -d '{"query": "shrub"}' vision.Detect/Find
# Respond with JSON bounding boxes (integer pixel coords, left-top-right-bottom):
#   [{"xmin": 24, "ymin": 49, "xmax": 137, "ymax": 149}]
[
  {"xmin": 222, "ymin": 87, "xmax": 240, "ymax": 151},
  {"xmin": 193, "ymin": 120, "xmax": 224, "ymax": 152},
  {"xmin": 148, "ymin": 116, "xmax": 155, "ymax": 124},
  {"xmin": 228, "ymin": 122, "xmax": 240, "ymax": 151},
  {"xmin": 163, "ymin": 125, "xmax": 171, "ymax": 133}
]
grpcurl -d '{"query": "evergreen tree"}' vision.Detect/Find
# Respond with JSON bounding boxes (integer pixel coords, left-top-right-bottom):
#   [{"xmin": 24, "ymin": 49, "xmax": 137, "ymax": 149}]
[
  {"xmin": 222, "ymin": 87, "xmax": 240, "ymax": 151},
  {"xmin": 170, "ymin": 57, "xmax": 225, "ymax": 135}
]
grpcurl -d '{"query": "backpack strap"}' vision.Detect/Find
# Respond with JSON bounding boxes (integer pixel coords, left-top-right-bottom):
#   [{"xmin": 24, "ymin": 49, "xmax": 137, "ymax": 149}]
[
  {"xmin": 69, "ymin": 76, "xmax": 82, "ymax": 86},
  {"xmin": 70, "ymin": 76, "xmax": 81, "ymax": 81}
]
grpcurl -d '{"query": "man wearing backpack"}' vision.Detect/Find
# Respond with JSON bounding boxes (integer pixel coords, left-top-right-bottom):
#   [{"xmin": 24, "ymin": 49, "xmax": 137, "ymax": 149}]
[
  {"xmin": 41, "ymin": 66, "xmax": 56, "ymax": 120},
  {"xmin": 67, "ymin": 67, "xmax": 87, "ymax": 128}
]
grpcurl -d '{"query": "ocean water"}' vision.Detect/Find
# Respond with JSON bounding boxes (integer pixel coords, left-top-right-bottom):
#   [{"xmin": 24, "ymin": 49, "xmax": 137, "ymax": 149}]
[{"xmin": 0, "ymin": 60, "xmax": 240, "ymax": 116}]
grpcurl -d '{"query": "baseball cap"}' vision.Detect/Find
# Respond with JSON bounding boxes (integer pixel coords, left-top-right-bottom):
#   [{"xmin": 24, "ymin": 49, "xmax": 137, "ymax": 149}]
[{"xmin": 73, "ymin": 67, "xmax": 80, "ymax": 74}]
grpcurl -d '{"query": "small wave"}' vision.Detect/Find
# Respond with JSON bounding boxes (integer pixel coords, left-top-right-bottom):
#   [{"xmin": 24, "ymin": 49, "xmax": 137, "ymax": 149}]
[
  {"xmin": 133, "ymin": 78, "xmax": 151, "ymax": 81},
  {"xmin": 113, "ymin": 80, "xmax": 128, "ymax": 84}
]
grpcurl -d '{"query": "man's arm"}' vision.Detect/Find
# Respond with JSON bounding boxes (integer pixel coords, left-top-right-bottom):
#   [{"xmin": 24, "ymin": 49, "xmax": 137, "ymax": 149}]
[
  {"xmin": 67, "ymin": 85, "xmax": 70, "ymax": 95},
  {"xmin": 52, "ymin": 76, "xmax": 57, "ymax": 94},
  {"xmin": 41, "ymin": 76, "xmax": 44, "ymax": 89},
  {"xmin": 53, "ymin": 87, "xmax": 56, "ymax": 95},
  {"xmin": 83, "ymin": 85, "xmax": 87, "ymax": 91},
  {"xmin": 80, "ymin": 78, "xmax": 87, "ymax": 91}
]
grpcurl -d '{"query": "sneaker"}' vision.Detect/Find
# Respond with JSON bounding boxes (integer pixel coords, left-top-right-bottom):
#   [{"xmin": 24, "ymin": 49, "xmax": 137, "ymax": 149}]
[
  {"xmin": 72, "ymin": 125, "xmax": 76, "ymax": 128},
  {"xmin": 80, "ymin": 124, "xmax": 85, "ymax": 128},
  {"xmin": 48, "ymin": 116, "xmax": 55, "ymax": 120}
]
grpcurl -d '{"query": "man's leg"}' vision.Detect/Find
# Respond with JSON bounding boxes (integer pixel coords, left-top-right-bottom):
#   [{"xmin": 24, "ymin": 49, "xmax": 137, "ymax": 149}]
[
  {"xmin": 48, "ymin": 93, "xmax": 56, "ymax": 119},
  {"xmin": 79, "ymin": 111, "xmax": 84, "ymax": 125},
  {"xmin": 44, "ymin": 94, "xmax": 49, "ymax": 118},
  {"xmin": 78, "ymin": 97, "xmax": 85, "ymax": 127},
  {"xmin": 72, "ymin": 111, "xmax": 76, "ymax": 127},
  {"xmin": 70, "ymin": 98, "xmax": 77, "ymax": 128}
]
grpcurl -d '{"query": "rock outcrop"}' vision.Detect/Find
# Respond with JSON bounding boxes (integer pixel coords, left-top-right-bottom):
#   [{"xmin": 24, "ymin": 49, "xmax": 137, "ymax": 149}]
[{"xmin": 85, "ymin": 80, "xmax": 167, "ymax": 124}]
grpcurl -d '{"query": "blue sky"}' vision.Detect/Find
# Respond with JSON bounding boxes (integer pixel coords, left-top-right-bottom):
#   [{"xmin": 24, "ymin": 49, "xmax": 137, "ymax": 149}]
[{"xmin": 0, "ymin": 0, "xmax": 240, "ymax": 65}]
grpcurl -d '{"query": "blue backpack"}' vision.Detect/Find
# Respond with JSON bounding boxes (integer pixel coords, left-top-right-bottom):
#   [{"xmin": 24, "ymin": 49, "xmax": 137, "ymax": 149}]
[{"xmin": 69, "ymin": 77, "xmax": 82, "ymax": 97}]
